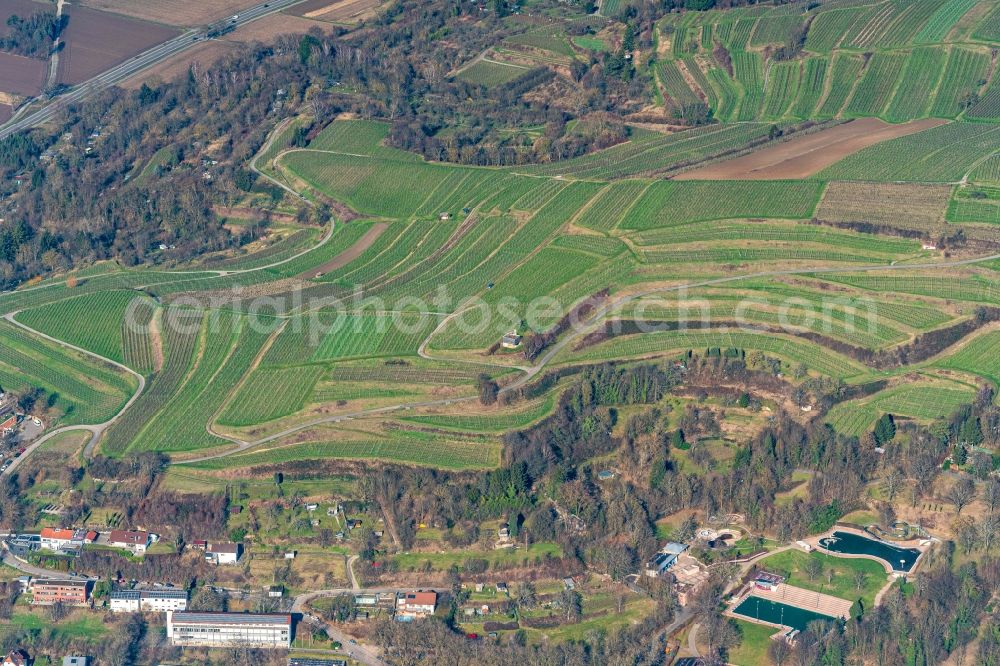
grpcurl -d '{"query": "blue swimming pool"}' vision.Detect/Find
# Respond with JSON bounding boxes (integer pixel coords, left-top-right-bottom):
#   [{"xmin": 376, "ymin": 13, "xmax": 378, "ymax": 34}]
[
  {"xmin": 732, "ymin": 596, "xmax": 837, "ymax": 632},
  {"xmin": 818, "ymin": 530, "xmax": 920, "ymax": 572}
]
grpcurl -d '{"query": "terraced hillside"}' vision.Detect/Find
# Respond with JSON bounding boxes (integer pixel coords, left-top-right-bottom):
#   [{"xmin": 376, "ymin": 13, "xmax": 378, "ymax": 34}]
[
  {"xmin": 2, "ymin": 94, "xmax": 998, "ymax": 472},
  {"xmin": 652, "ymin": 0, "xmax": 999, "ymax": 123}
]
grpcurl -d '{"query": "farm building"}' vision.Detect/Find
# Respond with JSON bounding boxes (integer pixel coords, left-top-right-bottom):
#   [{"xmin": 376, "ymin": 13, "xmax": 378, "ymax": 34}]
[
  {"xmin": 645, "ymin": 542, "xmax": 689, "ymax": 577},
  {"xmin": 110, "ymin": 588, "xmax": 188, "ymax": 613},
  {"xmin": 500, "ymin": 331, "xmax": 522, "ymax": 349},
  {"xmin": 166, "ymin": 611, "xmax": 292, "ymax": 648}
]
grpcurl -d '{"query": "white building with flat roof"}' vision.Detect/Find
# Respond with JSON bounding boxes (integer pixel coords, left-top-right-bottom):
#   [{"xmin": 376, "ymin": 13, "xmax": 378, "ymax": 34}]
[
  {"xmin": 110, "ymin": 589, "xmax": 188, "ymax": 613},
  {"xmin": 166, "ymin": 611, "xmax": 291, "ymax": 648}
]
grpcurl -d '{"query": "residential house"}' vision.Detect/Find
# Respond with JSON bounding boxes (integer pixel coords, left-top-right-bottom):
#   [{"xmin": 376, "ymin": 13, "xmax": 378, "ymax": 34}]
[
  {"xmin": 0, "ymin": 414, "xmax": 16, "ymax": 434},
  {"xmin": 2, "ymin": 650, "xmax": 28, "ymax": 666},
  {"xmin": 206, "ymin": 542, "xmax": 242, "ymax": 565},
  {"xmin": 267, "ymin": 586, "xmax": 283, "ymax": 599},
  {"xmin": 110, "ymin": 588, "xmax": 188, "ymax": 613},
  {"xmin": 39, "ymin": 528, "xmax": 95, "ymax": 553},
  {"xmin": 39, "ymin": 528, "xmax": 76, "ymax": 551},
  {"xmin": 31, "ymin": 579, "xmax": 89, "ymax": 606},
  {"xmin": 166, "ymin": 611, "xmax": 291, "ymax": 648},
  {"xmin": 396, "ymin": 591, "xmax": 437, "ymax": 618},
  {"xmin": 108, "ymin": 530, "xmax": 152, "ymax": 555}
]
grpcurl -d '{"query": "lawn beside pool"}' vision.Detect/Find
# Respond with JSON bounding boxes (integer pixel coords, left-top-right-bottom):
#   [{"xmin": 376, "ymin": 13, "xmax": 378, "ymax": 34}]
[
  {"xmin": 757, "ymin": 549, "xmax": 886, "ymax": 609},
  {"xmin": 728, "ymin": 618, "xmax": 776, "ymax": 666}
]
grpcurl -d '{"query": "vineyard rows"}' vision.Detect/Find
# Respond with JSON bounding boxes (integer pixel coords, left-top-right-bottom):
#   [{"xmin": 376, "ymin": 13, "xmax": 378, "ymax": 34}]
[{"xmin": 619, "ymin": 180, "xmax": 823, "ymax": 230}]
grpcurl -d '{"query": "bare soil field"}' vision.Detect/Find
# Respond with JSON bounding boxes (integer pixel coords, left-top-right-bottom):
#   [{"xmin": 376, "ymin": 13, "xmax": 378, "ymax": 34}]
[
  {"xmin": 289, "ymin": 0, "xmax": 381, "ymax": 23},
  {"xmin": 0, "ymin": 51, "xmax": 45, "ymax": 96},
  {"xmin": 0, "ymin": 103, "xmax": 12, "ymax": 123},
  {"xmin": 296, "ymin": 222, "xmax": 387, "ymax": 278},
  {"xmin": 675, "ymin": 118, "xmax": 948, "ymax": 180},
  {"xmin": 225, "ymin": 12, "xmax": 334, "ymax": 41},
  {"xmin": 56, "ymin": 6, "xmax": 177, "ymax": 85},
  {"xmin": 120, "ymin": 41, "xmax": 235, "ymax": 89},
  {"xmin": 0, "ymin": 0, "xmax": 51, "ymax": 96},
  {"xmin": 78, "ymin": 0, "xmax": 262, "ymax": 27}
]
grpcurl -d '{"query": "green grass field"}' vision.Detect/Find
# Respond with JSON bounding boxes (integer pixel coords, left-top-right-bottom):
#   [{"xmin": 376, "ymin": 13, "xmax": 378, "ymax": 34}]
[{"xmin": 757, "ymin": 548, "xmax": 887, "ymax": 608}]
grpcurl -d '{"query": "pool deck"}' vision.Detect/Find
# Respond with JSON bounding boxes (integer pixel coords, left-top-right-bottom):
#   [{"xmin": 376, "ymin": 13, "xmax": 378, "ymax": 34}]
[
  {"xmin": 724, "ymin": 584, "xmax": 848, "ymax": 636},
  {"xmin": 739, "ymin": 584, "xmax": 852, "ymax": 618}
]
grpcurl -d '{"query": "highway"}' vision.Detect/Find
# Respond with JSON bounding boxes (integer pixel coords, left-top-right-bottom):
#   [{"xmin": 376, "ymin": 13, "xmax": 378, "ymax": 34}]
[{"xmin": 0, "ymin": 0, "xmax": 307, "ymax": 141}]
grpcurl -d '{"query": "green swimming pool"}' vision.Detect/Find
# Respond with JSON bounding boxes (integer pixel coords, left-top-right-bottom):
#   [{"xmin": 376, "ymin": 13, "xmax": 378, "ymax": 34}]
[
  {"xmin": 732, "ymin": 596, "xmax": 837, "ymax": 632},
  {"xmin": 818, "ymin": 530, "xmax": 920, "ymax": 572}
]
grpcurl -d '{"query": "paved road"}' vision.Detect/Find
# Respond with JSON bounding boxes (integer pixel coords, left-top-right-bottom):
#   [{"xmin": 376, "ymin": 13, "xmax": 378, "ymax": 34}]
[
  {"xmin": 1, "ymin": 544, "xmax": 90, "ymax": 580},
  {"xmin": 0, "ymin": 0, "xmax": 308, "ymax": 141}
]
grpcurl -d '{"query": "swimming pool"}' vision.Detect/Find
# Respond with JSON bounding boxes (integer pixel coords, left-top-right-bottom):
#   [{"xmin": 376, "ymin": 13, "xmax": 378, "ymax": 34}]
[
  {"xmin": 818, "ymin": 530, "xmax": 920, "ymax": 572},
  {"xmin": 732, "ymin": 596, "xmax": 837, "ymax": 632}
]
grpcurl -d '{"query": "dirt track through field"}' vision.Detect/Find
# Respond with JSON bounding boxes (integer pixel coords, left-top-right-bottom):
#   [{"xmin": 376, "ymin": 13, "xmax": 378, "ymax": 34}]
[
  {"xmin": 675, "ymin": 118, "xmax": 948, "ymax": 180},
  {"xmin": 296, "ymin": 222, "xmax": 387, "ymax": 278}
]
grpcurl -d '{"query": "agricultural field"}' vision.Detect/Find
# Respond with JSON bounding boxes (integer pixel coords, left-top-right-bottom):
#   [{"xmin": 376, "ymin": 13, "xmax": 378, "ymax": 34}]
[
  {"xmin": 815, "ymin": 182, "xmax": 952, "ymax": 230},
  {"xmin": 825, "ymin": 380, "xmax": 978, "ymax": 436},
  {"xmin": 648, "ymin": 0, "xmax": 1000, "ymax": 126},
  {"xmin": 5, "ymin": 0, "xmax": 1000, "ymax": 475},
  {"xmin": 56, "ymin": 6, "xmax": 178, "ymax": 85},
  {"xmin": 618, "ymin": 180, "xmax": 823, "ymax": 230},
  {"xmin": 15, "ymin": 290, "xmax": 156, "ymax": 371},
  {"xmin": 78, "ymin": 0, "xmax": 263, "ymax": 26},
  {"xmin": 0, "ymin": 319, "xmax": 137, "ymax": 426},
  {"xmin": 0, "ymin": 51, "xmax": 45, "ymax": 96},
  {"xmin": 817, "ymin": 121, "xmax": 1000, "ymax": 182},
  {"xmin": 935, "ymin": 329, "xmax": 1000, "ymax": 386},
  {"xmin": 455, "ymin": 59, "xmax": 532, "ymax": 87}
]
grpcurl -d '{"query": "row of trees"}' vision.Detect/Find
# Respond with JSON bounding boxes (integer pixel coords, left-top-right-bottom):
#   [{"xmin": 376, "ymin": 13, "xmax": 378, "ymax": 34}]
[{"xmin": 0, "ymin": 12, "xmax": 66, "ymax": 58}]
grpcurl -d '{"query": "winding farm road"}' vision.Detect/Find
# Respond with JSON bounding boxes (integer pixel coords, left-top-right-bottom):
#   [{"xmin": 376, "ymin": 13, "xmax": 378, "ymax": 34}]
[
  {"xmin": 3, "ymin": 113, "xmax": 1000, "ymax": 469},
  {"xmin": 178, "ymin": 249, "xmax": 1000, "ymax": 464},
  {"xmin": 2, "ymin": 174, "xmax": 999, "ymax": 470},
  {"xmin": 1, "ymin": 312, "xmax": 146, "ymax": 475}
]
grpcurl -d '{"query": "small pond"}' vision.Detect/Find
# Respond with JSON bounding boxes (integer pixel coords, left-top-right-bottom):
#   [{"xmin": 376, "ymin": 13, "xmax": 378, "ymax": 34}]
[
  {"xmin": 818, "ymin": 530, "xmax": 920, "ymax": 572},
  {"xmin": 732, "ymin": 596, "xmax": 837, "ymax": 632}
]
